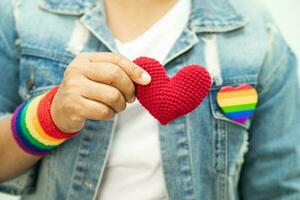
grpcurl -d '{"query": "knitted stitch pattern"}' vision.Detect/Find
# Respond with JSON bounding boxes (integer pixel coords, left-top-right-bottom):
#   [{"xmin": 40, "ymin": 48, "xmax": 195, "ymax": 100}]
[{"xmin": 134, "ymin": 57, "xmax": 212, "ymax": 125}]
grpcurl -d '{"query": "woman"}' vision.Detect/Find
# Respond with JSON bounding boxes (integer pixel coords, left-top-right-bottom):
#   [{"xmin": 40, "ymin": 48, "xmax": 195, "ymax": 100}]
[{"xmin": 0, "ymin": 0, "xmax": 299, "ymax": 199}]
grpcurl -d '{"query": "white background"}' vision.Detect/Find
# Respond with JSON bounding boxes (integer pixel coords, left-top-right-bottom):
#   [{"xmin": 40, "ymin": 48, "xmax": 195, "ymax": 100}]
[
  {"xmin": 262, "ymin": 0, "xmax": 300, "ymax": 74},
  {"xmin": 1, "ymin": 1, "xmax": 299, "ymax": 199}
]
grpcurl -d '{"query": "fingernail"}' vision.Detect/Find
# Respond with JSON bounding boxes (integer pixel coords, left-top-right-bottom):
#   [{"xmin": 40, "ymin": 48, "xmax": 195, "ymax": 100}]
[
  {"xmin": 130, "ymin": 96, "xmax": 136, "ymax": 103},
  {"xmin": 141, "ymin": 72, "xmax": 151, "ymax": 84}
]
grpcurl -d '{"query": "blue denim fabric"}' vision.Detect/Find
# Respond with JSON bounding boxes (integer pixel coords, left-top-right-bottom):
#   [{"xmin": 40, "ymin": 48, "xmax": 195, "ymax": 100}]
[{"xmin": 0, "ymin": 0, "xmax": 299, "ymax": 199}]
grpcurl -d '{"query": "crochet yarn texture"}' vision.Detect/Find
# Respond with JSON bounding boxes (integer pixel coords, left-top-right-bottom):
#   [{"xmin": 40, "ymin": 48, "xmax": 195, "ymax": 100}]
[{"xmin": 134, "ymin": 57, "xmax": 212, "ymax": 125}]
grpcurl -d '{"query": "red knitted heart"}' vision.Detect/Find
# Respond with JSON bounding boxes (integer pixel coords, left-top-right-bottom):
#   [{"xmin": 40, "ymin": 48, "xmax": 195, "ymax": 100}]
[{"xmin": 134, "ymin": 57, "xmax": 212, "ymax": 125}]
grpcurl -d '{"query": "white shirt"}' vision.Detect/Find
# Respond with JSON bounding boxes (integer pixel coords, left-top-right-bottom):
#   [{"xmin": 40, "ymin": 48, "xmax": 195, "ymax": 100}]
[{"xmin": 98, "ymin": 0, "xmax": 191, "ymax": 199}]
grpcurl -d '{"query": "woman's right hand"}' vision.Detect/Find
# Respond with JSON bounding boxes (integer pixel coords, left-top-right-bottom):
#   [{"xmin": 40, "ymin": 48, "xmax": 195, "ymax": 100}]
[{"xmin": 50, "ymin": 53, "xmax": 151, "ymax": 133}]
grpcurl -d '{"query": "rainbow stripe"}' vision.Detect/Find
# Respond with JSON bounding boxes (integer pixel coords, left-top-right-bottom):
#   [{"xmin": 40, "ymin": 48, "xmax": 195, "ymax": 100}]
[
  {"xmin": 10, "ymin": 87, "xmax": 77, "ymax": 156},
  {"xmin": 217, "ymin": 84, "xmax": 258, "ymax": 123}
]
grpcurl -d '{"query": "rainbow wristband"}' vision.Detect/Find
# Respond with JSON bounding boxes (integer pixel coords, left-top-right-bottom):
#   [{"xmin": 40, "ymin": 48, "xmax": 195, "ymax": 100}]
[
  {"xmin": 38, "ymin": 87, "xmax": 78, "ymax": 139},
  {"xmin": 11, "ymin": 87, "xmax": 78, "ymax": 156}
]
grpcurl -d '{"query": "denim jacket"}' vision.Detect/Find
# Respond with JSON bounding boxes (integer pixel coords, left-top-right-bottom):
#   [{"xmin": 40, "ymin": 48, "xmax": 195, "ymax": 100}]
[{"xmin": 0, "ymin": 0, "xmax": 299, "ymax": 199}]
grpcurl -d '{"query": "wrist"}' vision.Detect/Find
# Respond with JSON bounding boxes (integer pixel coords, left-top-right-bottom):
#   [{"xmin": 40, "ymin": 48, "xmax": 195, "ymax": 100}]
[
  {"xmin": 10, "ymin": 86, "xmax": 79, "ymax": 156},
  {"xmin": 50, "ymin": 90, "xmax": 85, "ymax": 133},
  {"xmin": 50, "ymin": 104, "xmax": 84, "ymax": 134},
  {"xmin": 37, "ymin": 87, "xmax": 78, "ymax": 139}
]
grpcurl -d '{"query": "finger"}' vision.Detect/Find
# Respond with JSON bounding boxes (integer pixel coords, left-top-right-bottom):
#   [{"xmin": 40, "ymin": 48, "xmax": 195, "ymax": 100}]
[
  {"xmin": 78, "ymin": 97, "xmax": 115, "ymax": 120},
  {"xmin": 80, "ymin": 77, "xmax": 127, "ymax": 113},
  {"xmin": 88, "ymin": 53, "xmax": 151, "ymax": 85},
  {"xmin": 82, "ymin": 62, "xmax": 136, "ymax": 103}
]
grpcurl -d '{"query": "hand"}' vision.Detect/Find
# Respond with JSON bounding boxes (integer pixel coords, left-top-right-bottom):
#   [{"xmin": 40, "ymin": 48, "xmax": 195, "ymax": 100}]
[{"xmin": 50, "ymin": 53, "xmax": 151, "ymax": 133}]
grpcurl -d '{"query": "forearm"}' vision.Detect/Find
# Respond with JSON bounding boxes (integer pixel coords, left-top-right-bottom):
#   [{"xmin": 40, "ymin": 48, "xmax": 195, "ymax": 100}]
[{"xmin": 0, "ymin": 115, "xmax": 40, "ymax": 183}]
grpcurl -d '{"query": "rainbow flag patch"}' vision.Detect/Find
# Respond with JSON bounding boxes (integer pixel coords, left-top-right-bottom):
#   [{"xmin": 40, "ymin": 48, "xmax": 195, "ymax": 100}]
[{"xmin": 217, "ymin": 84, "xmax": 258, "ymax": 123}]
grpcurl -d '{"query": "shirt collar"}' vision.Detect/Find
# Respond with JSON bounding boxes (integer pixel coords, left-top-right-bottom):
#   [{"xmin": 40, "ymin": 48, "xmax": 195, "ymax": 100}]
[{"xmin": 39, "ymin": 0, "xmax": 248, "ymax": 33}]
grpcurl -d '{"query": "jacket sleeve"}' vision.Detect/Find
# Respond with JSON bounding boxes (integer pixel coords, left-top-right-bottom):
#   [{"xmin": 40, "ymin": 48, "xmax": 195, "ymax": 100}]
[
  {"xmin": 239, "ymin": 21, "xmax": 300, "ymax": 199},
  {"xmin": 0, "ymin": 0, "xmax": 39, "ymax": 195}
]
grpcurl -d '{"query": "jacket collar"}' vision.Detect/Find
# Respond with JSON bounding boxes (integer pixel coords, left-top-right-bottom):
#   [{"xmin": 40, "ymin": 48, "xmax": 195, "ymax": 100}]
[
  {"xmin": 39, "ymin": 0, "xmax": 248, "ymax": 33},
  {"xmin": 39, "ymin": 0, "xmax": 88, "ymax": 15}
]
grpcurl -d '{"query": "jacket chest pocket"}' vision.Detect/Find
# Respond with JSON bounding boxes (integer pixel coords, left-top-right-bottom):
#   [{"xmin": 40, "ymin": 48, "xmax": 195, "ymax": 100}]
[
  {"xmin": 19, "ymin": 48, "xmax": 75, "ymax": 99},
  {"xmin": 209, "ymin": 78, "xmax": 258, "ymax": 176}
]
